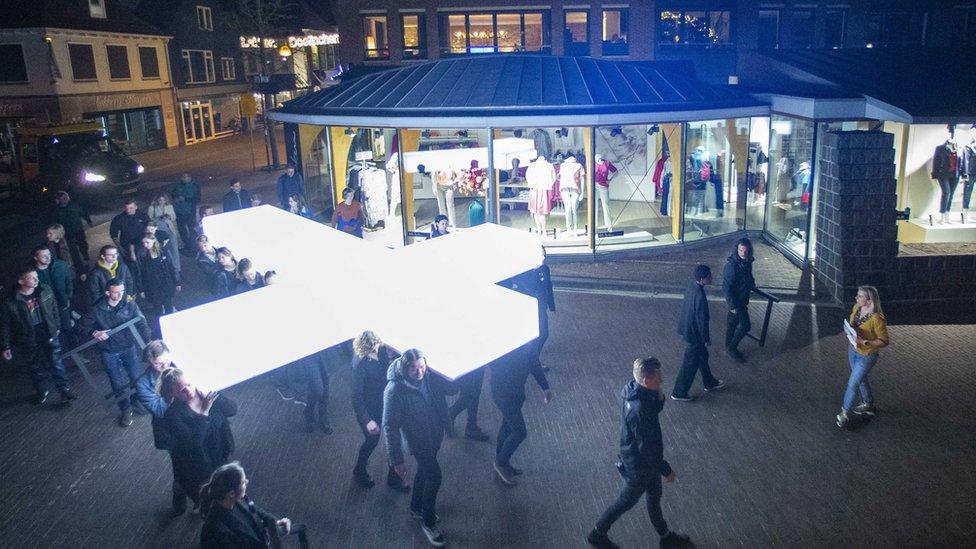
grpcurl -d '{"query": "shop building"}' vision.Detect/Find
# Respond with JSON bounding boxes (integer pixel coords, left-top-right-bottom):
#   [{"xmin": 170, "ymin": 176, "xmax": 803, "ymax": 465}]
[
  {"xmin": 128, "ymin": 0, "xmax": 250, "ymax": 145},
  {"xmin": 0, "ymin": 0, "xmax": 178, "ymax": 158}
]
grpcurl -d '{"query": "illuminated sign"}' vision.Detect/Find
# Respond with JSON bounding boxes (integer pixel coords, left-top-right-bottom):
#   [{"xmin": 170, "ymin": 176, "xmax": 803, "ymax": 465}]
[{"xmin": 240, "ymin": 33, "xmax": 340, "ymax": 49}]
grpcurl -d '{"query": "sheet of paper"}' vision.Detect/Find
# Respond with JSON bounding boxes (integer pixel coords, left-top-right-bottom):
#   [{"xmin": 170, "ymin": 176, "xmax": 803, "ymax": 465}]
[{"xmin": 843, "ymin": 321, "xmax": 858, "ymax": 348}]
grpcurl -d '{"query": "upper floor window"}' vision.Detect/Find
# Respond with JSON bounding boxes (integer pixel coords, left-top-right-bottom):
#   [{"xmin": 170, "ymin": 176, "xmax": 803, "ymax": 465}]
[
  {"xmin": 824, "ymin": 9, "xmax": 846, "ymax": 48},
  {"xmin": 658, "ymin": 9, "xmax": 732, "ymax": 47},
  {"xmin": 758, "ymin": 9, "xmax": 779, "ymax": 49},
  {"xmin": 363, "ymin": 14, "xmax": 390, "ymax": 59},
  {"xmin": 89, "ymin": 0, "xmax": 106, "ymax": 19},
  {"xmin": 565, "ymin": 10, "xmax": 589, "ymax": 56},
  {"xmin": 439, "ymin": 11, "xmax": 551, "ymax": 56},
  {"xmin": 866, "ymin": 11, "xmax": 923, "ymax": 47},
  {"xmin": 221, "ymin": 57, "xmax": 235, "ymax": 80},
  {"xmin": 182, "ymin": 49, "xmax": 215, "ymax": 83},
  {"xmin": 68, "ymin": 43, "xmax": 98, "ymax": 81},
  {"xmin": 402, "ymin": 13, "xmax": 427, "ymax": 59},
  {"xmin": 139, "ymin": 46, "xmax": 160, "ymax": 78},
  {"xmin": 602, "ymin": 9, "xmax": 629, "ymax": 55},
  {"xmin": 0, "ymin": 44, "xmax": 28, "ymax": 83},
  {"xmin": 951, "ymin": 8, "xmax": 976, "ymax": 44},
  {"xmin": 106, "ymin": 45, "xmax": 131, "ymax": 79},
  {"xmin": 789, "ymin": 9, "xmax": 814, "ymax": 49},
  {"xmin": 197, "ymin": 6, "xmax": 214, "ymax": 31}
]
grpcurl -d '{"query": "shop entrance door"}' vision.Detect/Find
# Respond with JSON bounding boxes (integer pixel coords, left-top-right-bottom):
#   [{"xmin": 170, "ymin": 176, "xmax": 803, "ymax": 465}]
[{"xmin": 182, "ymin": 101, "xmax": 215, "ymax": 144}]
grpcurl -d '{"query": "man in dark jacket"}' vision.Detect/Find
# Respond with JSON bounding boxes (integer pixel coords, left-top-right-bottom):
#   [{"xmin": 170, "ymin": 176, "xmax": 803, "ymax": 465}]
[
  {"xmin": 171, "ymin": 173, "xmax": 201, "ymax": 250},
  {"xmin": 52, "ymin": 190, "xmax": 93, "ymax": 268},
  {"xmin": 587, "ymin": 358, "xmax": 692, "ymax": 549},
  {"xmin": 1, "ymin": 267, "xmax": 76, "ymax": 404},
  {"xmin": 383, "ymin": 349, "xmax": 452, "ymax": 547},
  {"xmin": 33, "ymin": 246, "xmax": 73, "ymax": 336},
  {"xmin": 722, "ymin": 238, "xmax": 756, "ymax": 363},
  {"xmin": 276, "ymin": 163, "xmax": 305, "ymax": 209},
  {"xmin": 222, "ymin": 178, "xmax": 253, "ymax": 213},
  {"xmin": 489, "ymin": 341, "xmax": 553, "ymax": 486},
  {"xmin": 671, "ymin": 265, "xmax": 724, "ymax": 401},
  {"xmin": 78, "ymin": 278, "xmax": 151, "ymax": 426},
  {"xmin": 109, "ymin": 199, "xmax": 150, "ymax": 262},
  {"xmin": 88, "ymin": 245, "xmax": 138, "ymax": 303},
  {"xmin": 195, "ymin": 235, "xmax": 220, "ymax": 297}
]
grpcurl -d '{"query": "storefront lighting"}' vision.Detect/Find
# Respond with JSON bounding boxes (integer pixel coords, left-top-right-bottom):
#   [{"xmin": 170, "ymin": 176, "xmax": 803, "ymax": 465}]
[
  {"xmin": 344, "ymin": 127, "xmax": 355, "ymax": 137},
  {"xmin": 422, "ymin": 129, "xmax": 432, "ymax": 138},
  {"xmin": 136, "ymin": 164, "xmax": 145, "ymax": 174},
  {"xmin": 456, "ymin": 130, "xmax": 469, "ymax": 138},
  {"xmin": 83, "ymin": 171, "xmax": 106, "ymax": 183},
  {"xmin": 647, "ymin": 124, "xmax": 660, "ymax": 136},
  {"xmin": 278, "ymin": 44, "xmax": 293, "ymax": 59},
  {"xmin": 609, "ymin": 127, "xmax": 623, "ymax": 137},
  {"xmin": 513, "ymin": 129, "xmax": 523, "ymax": 138}
]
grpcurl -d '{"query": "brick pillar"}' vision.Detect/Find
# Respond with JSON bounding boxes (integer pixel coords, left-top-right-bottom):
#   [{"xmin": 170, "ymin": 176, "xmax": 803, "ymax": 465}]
[{"xmin": 813, "ymin": 130, "xmax": 899, "ymax": 303}]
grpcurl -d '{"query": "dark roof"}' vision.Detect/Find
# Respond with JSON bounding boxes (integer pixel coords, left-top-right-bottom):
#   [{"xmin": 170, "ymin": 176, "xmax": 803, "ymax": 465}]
[
  {"xmin": 0, "ymin": 0, "xmax": 162, "ymax": 35},
  {"xmin": 275, "ymin": 55, "xmax": 764, "ymax": 120},
  {"xmin": 739, "ymin": 49, "xmax": 976, "ymax": 122}
]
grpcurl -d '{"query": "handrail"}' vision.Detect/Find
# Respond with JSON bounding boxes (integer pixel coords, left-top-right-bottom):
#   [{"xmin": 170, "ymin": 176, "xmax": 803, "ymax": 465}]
[{"xmin": 745, "ymin": 287, "xmax": 781, "ymax": 348}]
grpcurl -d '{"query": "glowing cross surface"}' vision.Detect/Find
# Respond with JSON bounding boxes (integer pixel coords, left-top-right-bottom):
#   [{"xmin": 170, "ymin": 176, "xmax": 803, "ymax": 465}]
[{"xmin": 160, "ymin": 206, "xmax": 543, "ymax": 391}]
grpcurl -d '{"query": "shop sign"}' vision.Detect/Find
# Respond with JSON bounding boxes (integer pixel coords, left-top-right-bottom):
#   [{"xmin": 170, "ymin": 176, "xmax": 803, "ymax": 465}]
[
  {"xmin": 240, "ymin": 32, "xmax": 340, "ymax": 49},
  {"xmin": 0, "ymin": 101, "xmax": 26, "ymax": 117},
  {"xmin": 94, "ymin": 93, "xmax": 159, "ymax": 112}
]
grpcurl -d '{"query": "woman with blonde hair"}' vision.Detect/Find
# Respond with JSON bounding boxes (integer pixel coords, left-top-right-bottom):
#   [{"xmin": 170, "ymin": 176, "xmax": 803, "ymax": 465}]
[
  {"xmin": 148, "ymin": 193, "xmax": 181, "ymax": 252},
  {"xmin": 351, "ymin": 330, "xmax": 405, "ymax": 490},
  {"xmin": 836, "ymin": 285, "xmax": 889, "ymax": 429},
  {"xmin": 42, "ymin": 224, "xmax": 78, "ymax": 277}
]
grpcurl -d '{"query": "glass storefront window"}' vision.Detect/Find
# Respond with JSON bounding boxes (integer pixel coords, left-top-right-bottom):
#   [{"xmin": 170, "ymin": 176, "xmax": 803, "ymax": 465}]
[
  {"xmin": 746, "ymin": 117, "xmax": 771, "ymax": 231},
  {"xmin": 303, "ymin": 127, "xmax": 335, "ymax": 218},
  {"xmin": 766, "ymin": 115, "xmax": 816, "ymax": 258},
  {"xmin": 602, "ymin": 9, "xmax": 629, "ymax": 55},
  {"xmin": 658, "ymin": 9, "xmax": 732, "ymax": 47},
  {"xmin": 94, "ymin": 107, "xmax": 165, "ymax": 154},
  {"xmin": 439, "ymin": 12, "xmax": 551, "ymax": 55},
  {"xmin": 593, "ymin": 124, "xmax": 682, "ymax": 250},
  {"xmin": 363, "ymin": 15, "xmax": 390, "ymax": 59},
  {"xmin": 683, "ymin": 119, "xmax": 750, "ymax": 242}
]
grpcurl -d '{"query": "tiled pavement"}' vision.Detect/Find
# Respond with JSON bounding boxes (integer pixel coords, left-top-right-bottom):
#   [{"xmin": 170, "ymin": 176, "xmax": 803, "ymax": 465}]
[{"xmin": 1, "ymin": 243, "xmax": 975, "ymax": 548}]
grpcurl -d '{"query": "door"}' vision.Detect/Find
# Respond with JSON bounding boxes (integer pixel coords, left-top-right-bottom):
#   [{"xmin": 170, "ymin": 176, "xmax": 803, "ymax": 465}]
[{"xmin": 182, "ymin": 101, "xmax": 216, "ymax": 144}]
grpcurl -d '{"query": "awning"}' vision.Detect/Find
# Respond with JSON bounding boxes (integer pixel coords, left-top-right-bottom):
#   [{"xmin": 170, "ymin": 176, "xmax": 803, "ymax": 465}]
[
  {"xmin": 269, "ymin": 55, "xmax": 768, "ymax": 128},
  {"xmin": 738, "ymin": 49, "xmax": 976, "ymax": 124}
]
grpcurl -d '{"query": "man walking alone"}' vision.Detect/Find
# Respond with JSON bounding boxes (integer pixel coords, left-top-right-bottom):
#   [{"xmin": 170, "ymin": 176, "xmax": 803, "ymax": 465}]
[
  {"xmin": 723, "ymin": 238, "xmax": 756, "ymax": 363},
  {"xmin": 671, "ymin": 265, "xmax": 724, "ymax": 401},
  {"xmin": 587, "ymin": 358, "xmax": 691, "ymax": 549}
]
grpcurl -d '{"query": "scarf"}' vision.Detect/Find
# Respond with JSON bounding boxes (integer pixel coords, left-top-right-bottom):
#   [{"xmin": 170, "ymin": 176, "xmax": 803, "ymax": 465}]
[{"xmin": 98, "ymin": 259, "xmax": 119, "ymax": 278}]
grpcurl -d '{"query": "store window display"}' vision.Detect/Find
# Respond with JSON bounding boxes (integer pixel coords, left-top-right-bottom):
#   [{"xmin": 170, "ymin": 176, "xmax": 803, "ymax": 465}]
[
  {"xmin": 745, "ymin": 117, "xmax": 770, "ymax": 231},
  {"xmin": 683, "ymin": 119, "xmax": 750, "ymax": 242},
  {"xmin": 302, "ymin": 128, "xmax": 335, "ymax": 217},
  {"xmin": 765, "ymin": 115, "xmax": 815, "ymax": 258}
]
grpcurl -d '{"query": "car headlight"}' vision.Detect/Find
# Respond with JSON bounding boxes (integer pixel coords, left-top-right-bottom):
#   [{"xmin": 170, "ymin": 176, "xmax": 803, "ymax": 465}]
[
  {"xmin": 83, "ymin": 171, "xmax": 107, "ymax": 183},
  {"xmin": 136, "ymin": 164, "xmax": 145, "ymax": 174}
]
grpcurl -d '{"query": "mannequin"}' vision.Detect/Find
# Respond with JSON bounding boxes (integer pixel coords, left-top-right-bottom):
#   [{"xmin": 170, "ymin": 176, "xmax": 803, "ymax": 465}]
[
  {"xmin": 594, "ymin": 154, "xmax": 617, "ymax": 230},
  {"xmin": 526, "ymin": 156, "xmax": 555, "ymax": 235},
  {"xmin": 385, "ymin": 153, "xmax": 401, "ymax": 220},
  {"xmin": 792, "ymin": 161, "xmax": 812, "ymax": 210},
  {"xmin": 931, "ymin": 131, "xmax": 961, "ymax": 224},
  {"xmin": 961, "ymin": 124, "xmax": 976, "ymax": 223},
  {"xmin": 433, "ymin": 169, "xmax": 457, "ymax": 227},
  {"xmin": 558, "ymin": 154, "xmax": 585, "ymax": 231},
  {"xmin": 688, "ymin": 146, "xmax": 710, "ymax": 216},
  {"xmin": 652, "ymin": 150, "xmax": 673, "ymax": 216}
]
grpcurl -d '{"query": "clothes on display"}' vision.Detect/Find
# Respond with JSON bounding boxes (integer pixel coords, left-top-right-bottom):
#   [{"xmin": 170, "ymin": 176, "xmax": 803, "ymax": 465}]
[
  {"xmin": 526, "ymin": 157, "xmax": 555, "ymax": 234},
  {"xmin": 652, "ymin": 154, "xmax": 673, "ymax": 216},
  {"xmin": 532, "ymin": 129, "xmax": 553, "ymax": 161},
  {"xmin": 688, "ymin": 147, "xmax": 710, "ymax": 216},
  {"xmin": 790, "ymin": 162, "xmax": 812, "ymax": 206},
  {"xmin": 558, "ymin": 156, "xmax": 585, "ymax": 230},
  {"xmin": 358, "ymin": 166, "xmax": 389, "ymax": 229},
  {"xmin": 386, "ymin": 154, "xmax": 402, "ymax": 219},
  {"xmin": 962, "ymin": 140, "xmax": 976, "ymax": 213},
  {"xmin": 434, "ymin": 170, "xmax": 457, "ymax": 227},
  {"xmin": 594, "ymin": 156, "xmax": 617, "ymax": 230},
  {"xmin": 931, "ymin": 139, "xmax": 961, "ymax": 216}
]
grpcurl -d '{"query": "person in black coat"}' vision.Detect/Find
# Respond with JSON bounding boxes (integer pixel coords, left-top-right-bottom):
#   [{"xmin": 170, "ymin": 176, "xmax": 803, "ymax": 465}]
[
  {"xmin": 300, "ymin": 348, "xmax": 332, "ymax": 434},
  {"xmin": 109, "ymin": 199, "xmax": 150, "ymax": 262},
  {"xmin": 234, "ymin": 258, "xmax": 265, "ymax": 295},
  {"xmin": 160, "ymin": 368, "xmax": 238, "ymax": 510},
  {"xmin": 671, "ymin": 265, "xmax": 724, "ymax": 401},
  {"xmin": 88, "ymin": 245, "xmax": 138, "ymax": 303},
  {"xmin": 351, "ymin": 331, "xmax": 404, "ymax": 490},
  {"xmin": 383, "ymin": 349, "xmax": 455, "ymax": 546},
  {"xmin": 137, "ymin": 235, "xmax": 181, "ymax": 316},
  {"xmin": 199, "ymin": 462, "xmax": 302, "ymax": 549},
  {"xmin": 195, "ymin": 235, "xmax": 220, "ymax": 297},
  {"xmin": 489, "ymin": 341, "xmax": 553, "ymax": 486},
  {"xmin": 213, "ymin": 248, "xmax": 238, "ymax": 298},
  {"xmin": 587, "ymin": 358, "xmax": 692, "ymax": 549},
  {"xmin": 722, "ymin": 238, "xmax": 756, "ymax": 363},
  {"xmin": 222, "ymin": 179, "xmax": 253, "ymax": 213}
]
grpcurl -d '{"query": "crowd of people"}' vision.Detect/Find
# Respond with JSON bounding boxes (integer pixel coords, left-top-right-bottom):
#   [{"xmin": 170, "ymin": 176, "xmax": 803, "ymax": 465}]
[{"xmin": 0, "ymin": 165, "xmax": 892, "ymax": 547}]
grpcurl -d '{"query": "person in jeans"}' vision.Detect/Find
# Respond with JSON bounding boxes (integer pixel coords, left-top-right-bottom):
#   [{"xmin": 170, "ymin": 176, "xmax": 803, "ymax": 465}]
[
  {"xmin": 88, "ymin": 245, "xmax": 138, "ymax": 304},
  {"xmin": 171, "ymin": 173, "xmax": 201, "ymax": 251},
  {"xmin": 587, "ymin": 358, "xmax": 692, "ymax": 549},
  {"xmin": 109, "ymin": 199, "xmax": 150, "ymax": 263},
  {"xmin": 78, "ymin": 278, "xmax": 151, "ymax": 426},
  {"xmin": 836, "ymin": 285, "xmax": 889, "ymax": 429},
  {"xmin": 52, "ymin": 191, "xmax": 93, "ymax": 271},
  {"xmin": 446, "ymin": 367, "xmax": 490, "ymax": 442},
  {"xmin": 383, "ymin": 349, "xmax": 453, "ymax": 547},
  {"xmin": 1, "ymin": 267, "xmax": 76, "ymax": 405},
  {"xmin": 32, "ymin": 246, "xmax": 74, "ymax": 338},
  {"xmin": 722, "ymin": 238, "xmax": 756, "ymax": 363},
  {"xmin": 276, "ymin": 163, "xmax": 305, "ymax": 209},
  {"xmin": 671, "ymin": 265, "xmax": 725, "ymax": 401}
]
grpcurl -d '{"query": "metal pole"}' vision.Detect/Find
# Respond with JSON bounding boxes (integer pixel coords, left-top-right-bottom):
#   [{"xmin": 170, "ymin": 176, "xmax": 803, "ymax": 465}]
[
  {"xmin": 486, "ymin": 127, "xmax": 496, "ymax": 223},
  {"xmin": 249, "ymin": 116, "xmax": 256, "ymax": 171}
]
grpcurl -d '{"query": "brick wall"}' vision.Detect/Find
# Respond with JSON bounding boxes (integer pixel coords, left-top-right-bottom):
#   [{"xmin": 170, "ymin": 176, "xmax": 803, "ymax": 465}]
[{"xmin": 814, "ymin": 130, "xmax": 976, "ymax": 304}]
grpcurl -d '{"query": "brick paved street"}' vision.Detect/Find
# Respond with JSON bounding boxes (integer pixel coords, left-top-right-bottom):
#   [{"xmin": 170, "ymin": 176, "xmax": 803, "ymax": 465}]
[{"xmin": 0, "ymin": 243, "xmax": 974, "ymax": 548}]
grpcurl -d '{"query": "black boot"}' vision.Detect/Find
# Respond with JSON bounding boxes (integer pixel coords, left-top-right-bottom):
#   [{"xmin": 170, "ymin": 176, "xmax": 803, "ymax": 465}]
[
  {"xmin": 303, "ymin": 402, "xmax": 316, "ymax": 433},
  {"xmin": 387, "ymin": 467, "xmax": 410, "ymax": 492},
  {"xmin": 316, "ymin": 396, "xmax": 332, "ymax": 434},
  {"xmin": 353, "ymin": 467, "xmax": 375, "ymax": 488}
]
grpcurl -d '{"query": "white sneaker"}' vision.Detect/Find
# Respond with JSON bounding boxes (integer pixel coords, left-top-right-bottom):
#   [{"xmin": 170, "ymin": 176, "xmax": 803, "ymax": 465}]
[{"xmin": 422, "ymin": 524, "xmax": 446, "ymax": 547}]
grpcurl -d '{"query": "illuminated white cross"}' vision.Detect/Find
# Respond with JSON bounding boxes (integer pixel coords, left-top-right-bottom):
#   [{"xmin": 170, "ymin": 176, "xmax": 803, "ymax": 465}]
[{"xmin": 160, "ymin": 206, "xmax": 543, "ymax": 391}]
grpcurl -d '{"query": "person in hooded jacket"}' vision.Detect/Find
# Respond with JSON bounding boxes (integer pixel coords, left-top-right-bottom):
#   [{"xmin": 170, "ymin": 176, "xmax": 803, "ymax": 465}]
[
  {"xmin": 722, "ymin": 238, "xmax": 756, "ymax": 363},
  {"xmin": 671, "ymin": 265, "xmax": 724, "ymax": 401},
  {"xmin": 88, "ymin": 245, "xmax": 138, "ymax": 303},
  {"xmin": 383, "ymin": 348, "xmax": 455, "ymax": 547},
  {"xmin": 587, "ymin": 358, "xmax": 692, "ymax": 549}
]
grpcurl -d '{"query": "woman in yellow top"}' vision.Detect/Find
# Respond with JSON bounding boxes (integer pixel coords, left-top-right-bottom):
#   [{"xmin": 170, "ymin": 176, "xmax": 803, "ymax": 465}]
[{"xmin": 837, "ymin": 285, "xmax": 889, "ymax": 429}]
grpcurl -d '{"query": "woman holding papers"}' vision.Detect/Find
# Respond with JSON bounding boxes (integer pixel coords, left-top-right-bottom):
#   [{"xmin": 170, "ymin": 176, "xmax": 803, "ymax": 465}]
[{"xmin": 836, "ymin": 285, "xmax": 889, "ymax": 429}]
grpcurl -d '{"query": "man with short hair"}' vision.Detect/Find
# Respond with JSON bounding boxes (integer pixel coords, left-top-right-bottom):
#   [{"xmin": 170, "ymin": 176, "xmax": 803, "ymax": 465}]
[
  {"xmin": 222, "ymin": 178, "xmax": 253, "ymax": 212},
  {"xmin": 276, "ymin": 163, "xmax": 305, "ymax": 209},
  {"xmin": 723, "ymin": 238, "xmax": 756, "ymax": 363},
  {"xmin": 109, "ymin": 199, "xmax": 150, "ymax": 262},
  {"xmin": 52, "ymin": 190, "xmax": 93, "ymax": 268},
  {"xmin": 78, "ymin": 278, "xmax": 151, "ymax": 427},
  {"xmin": 32, "ymin": 246, "xmax": 73, "ymax": 337},
  {"xmin": 171, "ymin": 173, "xmax": 201, "ymax": 250},
  {"xmin": 1, "ymin": 268, "xmax": 76, "ymax": 405},
  {"xmin": 88, "ymin": 245, "xmax": 137, "ymax": 303},
  {"xmin": 587, "ymin": 358, "xmax": 692, "ymax": 549},
  {"xmin": 671, "ymin": 265, "xmax": 724, "ymax": 401},
  {"xmin": 195, "ymin": 235, "xmax": 220, "ymax": 295}
]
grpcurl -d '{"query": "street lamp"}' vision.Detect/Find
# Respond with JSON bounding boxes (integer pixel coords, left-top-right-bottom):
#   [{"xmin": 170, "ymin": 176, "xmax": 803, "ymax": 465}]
[{"xmin": 277, "ymin": 43, "xmax": 293, "ymax": 60}]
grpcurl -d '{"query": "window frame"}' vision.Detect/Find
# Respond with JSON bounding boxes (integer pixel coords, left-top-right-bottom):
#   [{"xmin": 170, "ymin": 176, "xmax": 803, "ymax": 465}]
[
  {"xmin": 564, "ymin": 9, "xmax": 589, "ymax": 56},
  {"xmin": 401, "ymin": 12, "xmax": 428, "ymax": 59},
  {"xmin": 362, "ymin": 14, "xmax": 391, "ymax": 59},
  {"xmin": 67, "ymin": 43, "xmax": 98, "ymax": 82},
  {"xmin": 220, "ymin": 57, "xmax": 236, "ymax": 80},
  {"xmin": 196, "ymin": 6, "xmax": 214, "ymax": 31},
  {"xmin": 438, "ymin": 10, "xmax": 551, "ymax": 56},
  {"xmin": 788, "ymin": 8, "xmax": 815, "ymax": 49},
  {"xmin": 824, "ymin": 8, "xmax": 847, "ymax": 48},
  {"xmin": 105, "ymin": 44, "xmax": 131, "ymax": 80},
  {"xmin": 656, "ymin": 8, "xmax": 733, "ymax": 48},
  {"xmin": 138, "ymin": 45, "xmax": 160, "ymax": 79},
  {"xmin": 602, "ymin": 8, "xmax": 630, "ymax": 56},
  {"xmin": 181, "ymin": 49, "xmax": 216, "ymax": 84},
  {"xmin": 758, "ymin": 9, "xmax": 780, "ymax": 50},
  {"xmin": 88, "ymin": 0, "xmax": 106, "ymax": 19},
  {"xmin": 0, "ymin": 43, "xmax": 29, "ymax": 83}
]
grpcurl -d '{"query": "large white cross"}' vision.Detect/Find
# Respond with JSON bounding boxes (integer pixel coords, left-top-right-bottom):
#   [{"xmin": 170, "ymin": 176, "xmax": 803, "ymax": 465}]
[{"xmin": 160, "ymin": 206, "xmax": 543, "ymax": 391}]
